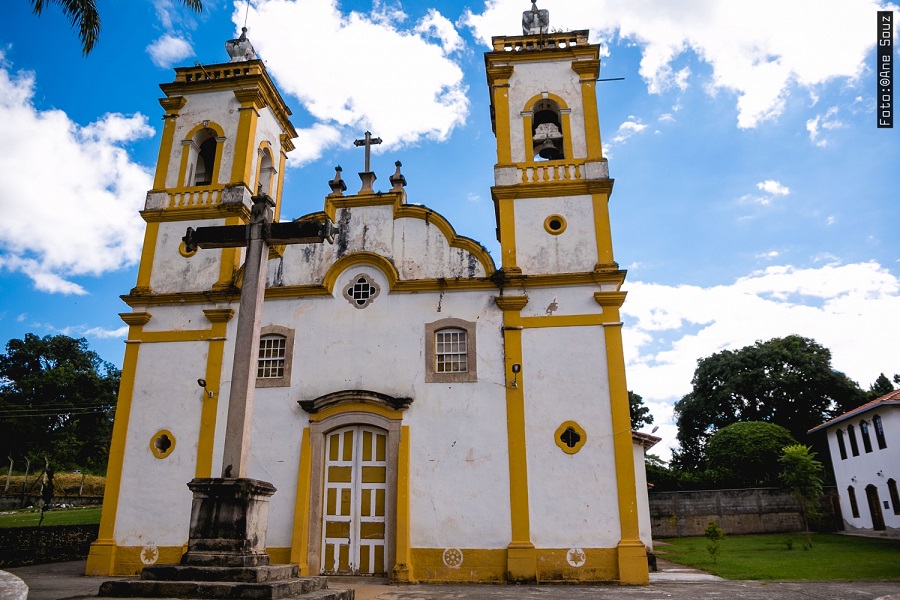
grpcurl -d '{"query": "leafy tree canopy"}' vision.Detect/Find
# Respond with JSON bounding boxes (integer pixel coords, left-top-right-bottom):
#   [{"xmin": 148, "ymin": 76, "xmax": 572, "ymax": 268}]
[
  {"xmin": 629, "ymin": 390, "xmax": 654, "ymax": 430},
  {"xmin": 779, "ymin": 444, "xmax": 825, "ymax": 546},
  {"xmin": 868, "ymin": 373, "xmax": 895, "ymax": 399},
  {"xmin": 29, "ymin": 0, "xmax": 202, "ymax": 55},
  {"xmin": 672, "ymin": 335, "xmax": 865, "ymax": 470},
  {"xmin": 0, "ymin": 334, "xmax": 120, "ymax": 470},
  {"xmin": 705, "ymin": 421, "xmax": 797, "ymax": 487}
]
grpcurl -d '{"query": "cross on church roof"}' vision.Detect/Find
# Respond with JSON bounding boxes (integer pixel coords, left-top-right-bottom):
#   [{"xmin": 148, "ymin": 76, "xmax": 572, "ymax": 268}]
[{"xmin": 353, "ymin": 131, "xmax": 382, "ymax": 173}]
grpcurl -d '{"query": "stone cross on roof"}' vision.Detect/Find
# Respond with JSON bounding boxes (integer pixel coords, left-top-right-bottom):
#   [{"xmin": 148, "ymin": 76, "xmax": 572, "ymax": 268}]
[{"xmin": 353, "ymin": 131, "xmax": 382, "ymax": 193}]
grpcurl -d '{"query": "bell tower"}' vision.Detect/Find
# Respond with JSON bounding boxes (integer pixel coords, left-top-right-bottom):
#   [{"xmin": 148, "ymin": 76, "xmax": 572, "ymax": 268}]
[
  {"xmin": 486, "ymin": 4, "xmax": 615, "ymax": 277},
  {"xmin": 485, "ymin": 4, "xmax": 648, "ymax": 586},
  {"xmin": 131, "ymin": 28, "xmax": 297, "ymax": 298}
]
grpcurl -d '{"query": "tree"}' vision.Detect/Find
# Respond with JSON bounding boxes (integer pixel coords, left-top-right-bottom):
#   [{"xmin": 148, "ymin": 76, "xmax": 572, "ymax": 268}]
[
  {"xmin": 779, "ymin": 444, "xmax": 824, "ymax": 548},
  {"xmin": 28, "ymin": 0, "xmax": 203, "ymax": 55},
  {"xmin": 672, "ymin": 335, "xmax": 865, "ymax": 470},
  {"xmin": 0, "ymin": 334, "xmax": 120, "ymax": 470},
  {"xmin": 629, "ymin": 390, "xmax": 654, "ymax": 430},
  {"xmin": 704, "ymin": 421, "xmax": 797, "ymax": 487},
  {"xmin": 868, "ymin": 373, "xmax": 895, "ymax": 399}
]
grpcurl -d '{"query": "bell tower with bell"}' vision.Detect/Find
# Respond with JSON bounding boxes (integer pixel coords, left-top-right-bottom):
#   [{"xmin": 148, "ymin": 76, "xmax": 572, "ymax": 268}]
[
  {"xmin": 486, "ymin": 2, "xmax": 616, "ymax": 277},
  {"xmin": 485, "ymin": 3, "xmax": 648, "ymax": 586}
]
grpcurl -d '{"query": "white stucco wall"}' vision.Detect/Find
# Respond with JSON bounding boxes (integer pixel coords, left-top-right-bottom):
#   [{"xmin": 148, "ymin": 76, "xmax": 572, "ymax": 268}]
[
  {"xmin": 827, "ymin": 407, "xmax": 899, "ymax": 532},
  {"xmin": 114, "ymin": 341, "xmax": 208, "ymax": 546},
  {"xmin": 633, "ymin": 442, "xmax": 652, "ymax": 548},
  {"xmin": 521, "ymin": 325, "xmax": 620, "ymax": 548},
  {"xmin": 513, "ymin": 195, "xmax": 599, "ymax": 275}
]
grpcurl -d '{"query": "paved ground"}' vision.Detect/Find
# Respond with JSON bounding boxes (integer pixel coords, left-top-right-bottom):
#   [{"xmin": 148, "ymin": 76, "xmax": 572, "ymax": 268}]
[{"xmin": 6, "ymin": 559, "xmax": 900, "ymax": 600}]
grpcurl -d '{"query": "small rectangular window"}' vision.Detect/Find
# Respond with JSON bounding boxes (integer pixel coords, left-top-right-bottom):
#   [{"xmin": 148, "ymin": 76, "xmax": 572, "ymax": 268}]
[
  {"xmin": 258, "ymin": 335, "xmax": 286, "ymax": 378},
  {"xmin": 435, "ymin": 329, "xmax": 468, "ymax": 373}
]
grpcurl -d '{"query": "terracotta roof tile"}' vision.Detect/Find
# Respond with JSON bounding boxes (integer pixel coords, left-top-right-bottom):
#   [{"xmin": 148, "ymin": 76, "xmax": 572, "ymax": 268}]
[{"xmin": 808, "ymin": 389, "xmax": 900, "ymax": 433}]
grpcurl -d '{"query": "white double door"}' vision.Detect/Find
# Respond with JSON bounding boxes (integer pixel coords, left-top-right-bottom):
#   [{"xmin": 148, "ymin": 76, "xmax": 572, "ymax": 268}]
[{"xmin": 321, "ymin": 426, "xmax": 388, "ymax": 575}]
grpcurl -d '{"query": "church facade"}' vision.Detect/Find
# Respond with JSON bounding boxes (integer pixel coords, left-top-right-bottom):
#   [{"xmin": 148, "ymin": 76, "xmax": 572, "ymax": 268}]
[{"xmin": 86, "ymin": 11, "xmax": 656, "ymax": 585}]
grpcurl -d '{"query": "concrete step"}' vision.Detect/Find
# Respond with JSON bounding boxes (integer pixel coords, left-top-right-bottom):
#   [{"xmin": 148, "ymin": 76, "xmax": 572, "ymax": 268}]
[
  {"xmin": 140, "ymin": 565, "xmax": 302, "ymax": 583},
  {"xmin": 98, "ymin": 577, "xmax": 349, "ymax": 599}
]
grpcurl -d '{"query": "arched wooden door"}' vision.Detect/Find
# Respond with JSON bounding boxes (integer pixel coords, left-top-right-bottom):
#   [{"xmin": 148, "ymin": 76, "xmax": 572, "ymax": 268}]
[
  {"xmin": 865, "ymin": 484, "xmax": 886, "ymax": 531},
  {"xmin": 321, "ymin": 426, "xmax": 388, "ymax": 575}
]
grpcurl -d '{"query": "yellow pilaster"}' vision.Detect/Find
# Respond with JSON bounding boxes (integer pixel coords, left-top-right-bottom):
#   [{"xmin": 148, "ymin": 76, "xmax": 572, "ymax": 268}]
[
  {"xmin": 392, "ymin": 425, "xmax": 414, "ymax": 583},
  {"xmin": 494, "ymin": 196, "xmax": 519, "ymax": 273},
  {"xmin": 289, "ymin": 427, "xmax": 313, "ymax": 574},
  {"xmin": 153, "ymin": 97, "xmax": 187, "ymax": 190},
  {"xmin": 133, "ymin": 222, "xmax": 160, "ymax": 294},
  {"xmin": 487, "ymin": 66, "xmax": 515, "ymax": 164},
  {"xmin": 194, "ymin": 309, "xmax": 234, "ymax": 478},
  {"xmin": 495, "ymin": 295, "xmax": 535, "ymax": 583},
  {"xmin": 591, "ymin": 191, "xmax": 617, "ymax": 269},
  {"xmin": 230, "ymin": 89, "xmax": 264, "ymax": 189},
  {"xmin": 597, "ymin": 298, "xmax": 647, "ymax": 584},
  {"xmin": 85, "ymin": 312, "xmax": 152, "ymax": 576},
  {"xmin": 572, "ymin": 60, "xmax": 603, "ymax": 159}
]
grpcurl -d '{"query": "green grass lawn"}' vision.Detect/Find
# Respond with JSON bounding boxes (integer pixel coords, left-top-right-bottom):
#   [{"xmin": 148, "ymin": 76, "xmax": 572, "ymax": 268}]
[
  {"xmin": 659, "ymin": 533, "xmax": 900, "ymax": 580},
  {"xmin": 0, "ymin": 506, "xmax": 102, "ymax": 528}
]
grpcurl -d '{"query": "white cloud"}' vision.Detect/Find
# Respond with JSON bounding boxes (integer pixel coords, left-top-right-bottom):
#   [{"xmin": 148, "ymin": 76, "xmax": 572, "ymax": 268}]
[
  {"xmin": 289, "ymin": 123, "xmax": 344, "ymax": 168},
  {"xmin": 606, "ymin": 117, "xmax": 647, "ymax": 151},
  {"xmin": 806, "ymin": 106, "xmax": 844, "ymax": 147},
  {"xmin": 147, "ymin": 34, "xmax": 195, "ymax": 68},
  {"xmin": 757, "ymin": 180, "xmax": 789, "ymax": 196},
  {"xmin": 756, "ymin": 250, "xmax": 779, "ymax": 259},
  {"xmin": 415, "ymin": 8, "xmax": 465, "ymax": 55},
  {"xmin": 464, "ymin": 0, "xmax": 883, "ymax": 128},
  {"xmin": 621, "ymin": 261, "xmax": 900, "ymax": 460},
  {"xmin": 0, "ymin": 59, "xmax": 152, "ymax": 294},
  {"xmin": 238, "ymin": 0, "xmax": 469, "ymax": 165}
]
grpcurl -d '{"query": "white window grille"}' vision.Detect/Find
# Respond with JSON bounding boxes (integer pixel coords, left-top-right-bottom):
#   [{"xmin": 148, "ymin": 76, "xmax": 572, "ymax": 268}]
[
  {"xmin": 435, "ymin": 328, "xmax": 468, "ymax": 373},
  {"xmin": 258, "ymin": 334, "xmax": 286, "ymax": 379}
]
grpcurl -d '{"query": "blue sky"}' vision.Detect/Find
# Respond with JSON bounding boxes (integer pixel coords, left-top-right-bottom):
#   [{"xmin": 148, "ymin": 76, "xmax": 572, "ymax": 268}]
[{"xmin": 1, "ymin": 0, "xmax": 898, "ymax": 459}]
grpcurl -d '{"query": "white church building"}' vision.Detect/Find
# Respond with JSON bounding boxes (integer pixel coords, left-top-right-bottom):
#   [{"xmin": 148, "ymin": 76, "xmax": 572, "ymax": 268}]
[{"xmin": 86, "ymin": 6, "xmax": 657, "ymax": 584}]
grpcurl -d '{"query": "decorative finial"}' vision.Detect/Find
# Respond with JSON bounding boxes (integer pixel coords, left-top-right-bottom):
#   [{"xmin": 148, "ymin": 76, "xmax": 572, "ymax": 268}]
[
  {"xmin": 389, "ymin": 161, "xmax": 407, "ymax": 191},
  {"xmin": 226, "ymin": 27, "xmax": 257, "ymax": 62},
  {"xmin": 328, "ymin": 166, "xmax": 347, "ymax": 197},
  {"xmin": 522, "ymin": 1, "xmax": 549, "ymax": 35}
]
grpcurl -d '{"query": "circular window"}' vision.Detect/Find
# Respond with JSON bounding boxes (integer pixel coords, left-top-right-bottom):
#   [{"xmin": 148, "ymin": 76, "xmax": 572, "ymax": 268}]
[
  {"xmin": 554, "ymin": 421, "xmax": 586, "ymax": 454},
  {"xmin": 343, "ymin": 273, "xmax": 381, "ymax": 309},
  {"xmin": 179, "ymin": 241, "xmax": 197, "ymax": 258},
  {"xmin": 150, "ymin": 429, "xmax": 176, "ymax": 459},
  {"xmin": 544, "ymin": 214, "xmax": 567, "ymax": 235}
]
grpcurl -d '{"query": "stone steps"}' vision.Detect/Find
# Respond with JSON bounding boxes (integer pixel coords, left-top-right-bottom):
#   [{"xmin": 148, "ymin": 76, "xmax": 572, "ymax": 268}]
[{"xmin": 98, "ymin": 566, "xmax": 353, "ymax": 600}]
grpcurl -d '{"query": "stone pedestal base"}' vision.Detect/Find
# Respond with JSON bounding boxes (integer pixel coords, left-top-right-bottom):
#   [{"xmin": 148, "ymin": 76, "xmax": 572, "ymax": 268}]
[{"xmin": 181, "ymin": 478, "xmax": 276, "ymax": 568}]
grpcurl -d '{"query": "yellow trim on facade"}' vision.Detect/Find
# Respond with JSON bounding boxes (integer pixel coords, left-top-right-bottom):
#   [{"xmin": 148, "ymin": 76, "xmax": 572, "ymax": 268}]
[
  {"xmin": 494, "ymin": 197, "xmax": 519, "ymax": 272},
  {"xmin": 591, "ymin": 192, "xmax": 615, "ymax": 267},
  {"xmin": 543, "ymin": 214, "xmax": 567, "ymax": 235},
  {"xmin": 571, "ymin": 59, "xmax": 603, "ymax": 159},
  {"xmin": 230, "ymin": 89, "xmax": 263, "ymax": 188},
  {"xmin": 392, "ymin": 425, "xmax": 414, "ymax": 582},
  {"xmin": 140, "ymin": 201, "xmax": 252, "ymax": 223},
  {"xmin": 177, "ymin": 121, "xmax": 227, "ymax": 188},
  {"xmin": 554, "ymin": 420, "xmax": 587, "ymax": 455},
  {"xmin": 134, "ymin": 329, "xmax": 213, "ymax": 343},
  {"xmin": 86, "ymin": 313, "xmax": 151, "ymax": 576},
  {"xmin": 519, "ymin": 314, "xmax": 606, "ymax": 329},
  {"xmin": 195, "ymin": 308, "xmax": 234, "ymax": 478},
  {"xmin": 492, "ymin": 178, "xmax": 614, "ymax": 200},
  {"xmin": 274, "ymin": 145, "xmax": 288, "ymax": 222},
  {"xmin": 133, "ymin": 222, "xmax": 160, "ymax": 294},
  {"xmin": 322, "ymin": 252, "xmax": 400, "ymax": 293},
  {"xmin": 520, "ymin": 92, "xmax": 574, "ymax": 163},
  {"xmin": 486, "ymin": 66, "xmax": 514, "ymax": 164},
  {"xmin": 290, "ymin": 427, "xmax": 313, "ymax": 574},
  {"xmin": 535, "ymin": 548, "xmax": 617, "ymax": 582},
  {"xmin": 409, "ymin": 548, "xmax": 506, "ymax": 582},
  {"xmin": 602, "ymin": 313, "xmax": 648, "ymax": 585},
  {"xmin": 148, "ymin": 429, "xmax": 176, "ymax": 459},
  {"xmin": 495, "ymin": 294, "xmax": 535, "ymax": 582},
  {"xmin": 153, "ymin": 97, "xmax": 187, "ymax": 190}
]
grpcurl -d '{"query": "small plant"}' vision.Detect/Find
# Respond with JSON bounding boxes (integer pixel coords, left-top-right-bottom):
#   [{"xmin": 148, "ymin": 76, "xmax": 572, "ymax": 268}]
[
  {"xmin": 785, "ymin": 538, "xmax": 794, "ymax": 550},
  {"xmin": 704, "ymin": 519, "xmax": 725, "ymax": 563}
]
